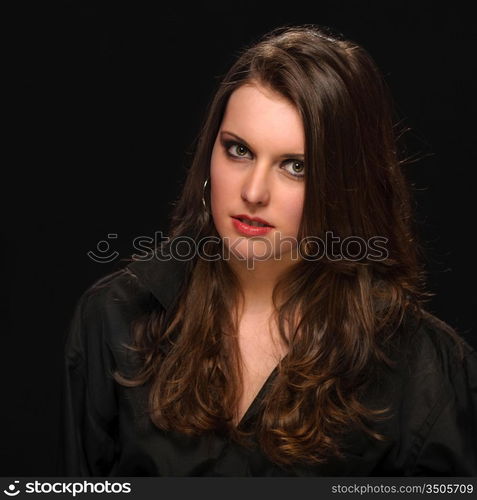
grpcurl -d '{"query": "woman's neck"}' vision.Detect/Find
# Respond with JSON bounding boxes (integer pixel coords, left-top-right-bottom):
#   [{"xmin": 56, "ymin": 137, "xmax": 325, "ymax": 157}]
[{"xmin": 227, "ymin": 253, "xmax": 298, "ymax": 314}]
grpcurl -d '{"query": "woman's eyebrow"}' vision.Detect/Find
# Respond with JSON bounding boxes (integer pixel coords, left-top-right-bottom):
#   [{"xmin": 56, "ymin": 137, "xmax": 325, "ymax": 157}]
[{"xmin": 220, "ymin": 130, "xmax": 305, "ymax": 159}]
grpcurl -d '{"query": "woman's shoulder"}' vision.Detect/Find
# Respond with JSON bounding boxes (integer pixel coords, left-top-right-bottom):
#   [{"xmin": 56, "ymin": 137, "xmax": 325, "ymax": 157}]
[
  {"xmin": 395, "ymin": 308, "xmax": 476, "ymax": 383},
  {"xmin": 363, "ymin": 308, "xmax": 477, "ymax": 475},
  {"xmin": 370, "ymin": 307, "xmax": 476, "ymax": 434},
  {"xmin": 80, "ymin": 265, "xmax": 159, "ymax": 317},
  {"xmin": 387, "ymin": 309, "xmax": 477, "ymax": 475},
  {"xmin": 74, "ymin": 250, "xmax": 189, "ymax": 320},
  {"xmin": 65, "ymin": 263, "xmax": 162, "ymax": 370},
  {"xmin": 380, "ymin": 307, "xmax": 477, "ymax": 411}
]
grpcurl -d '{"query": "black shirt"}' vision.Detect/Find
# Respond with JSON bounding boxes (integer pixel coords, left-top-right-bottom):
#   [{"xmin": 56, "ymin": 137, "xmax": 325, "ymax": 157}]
[{"xmin": 59, "ymin": 255, "xmax": 477, "ymax": 476}]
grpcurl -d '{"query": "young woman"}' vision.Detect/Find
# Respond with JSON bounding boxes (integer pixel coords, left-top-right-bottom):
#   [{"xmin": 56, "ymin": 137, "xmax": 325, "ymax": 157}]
[{"xmin": 60, "ymin": 24, "xmax": 477, "ymax": 476}]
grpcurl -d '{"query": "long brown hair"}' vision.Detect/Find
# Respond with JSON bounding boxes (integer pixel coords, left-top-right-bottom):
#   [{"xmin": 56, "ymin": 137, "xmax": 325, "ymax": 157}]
[{"xmin": 115, "ymin": 24, "xmax": 431, "ymax": 467}]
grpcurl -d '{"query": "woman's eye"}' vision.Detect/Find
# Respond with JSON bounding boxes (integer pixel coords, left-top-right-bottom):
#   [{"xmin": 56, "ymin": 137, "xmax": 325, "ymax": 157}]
[
  {"xmin": 225, "ymin": 141, "xmax": 251, "ymax": 158},
  {"xmin": 283, "ymin": 160, "xmax": 305, "ymax": 179},
  {"xmin": 223, "ymin": 140, "xmax": 305, "ymax": 179}
]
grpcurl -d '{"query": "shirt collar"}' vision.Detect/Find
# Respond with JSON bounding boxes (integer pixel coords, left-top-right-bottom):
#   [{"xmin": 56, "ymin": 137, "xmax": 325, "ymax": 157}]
[{"xmin": 126, "ymin": 247, "xmax": 191, "ymax": 311}]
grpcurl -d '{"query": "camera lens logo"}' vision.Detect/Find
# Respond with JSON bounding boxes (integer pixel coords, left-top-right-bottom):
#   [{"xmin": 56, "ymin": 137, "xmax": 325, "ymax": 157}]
[
  {"xmin": 87, "ymin": 233, "xmax": 119, "ymax": 263},
  {"xmin": 3, "ymin": 481, "xmax": 20, "ymax": 496}
]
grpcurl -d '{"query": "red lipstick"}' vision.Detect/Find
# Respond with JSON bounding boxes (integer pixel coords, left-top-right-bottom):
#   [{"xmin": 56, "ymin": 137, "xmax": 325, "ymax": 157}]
[
  {"xmin": 232, "ymin": 214, "xmax": 274, "ymax": 227},
  {"xmin": 231, "ymin": 214, "xmax": 274, "ymax": 236}
]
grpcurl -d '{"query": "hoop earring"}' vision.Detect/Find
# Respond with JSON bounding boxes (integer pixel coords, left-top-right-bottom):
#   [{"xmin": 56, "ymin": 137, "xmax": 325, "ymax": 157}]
[{"xmin": 202, "ymin": 177, "xmax": 209, "ymax": 213}]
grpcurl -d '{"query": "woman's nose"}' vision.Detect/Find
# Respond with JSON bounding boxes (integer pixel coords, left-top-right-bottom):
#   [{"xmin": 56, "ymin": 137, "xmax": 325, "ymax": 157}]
[{"xmin": 240, "ymin": 162, "xmax": 271, "ymax": 206}]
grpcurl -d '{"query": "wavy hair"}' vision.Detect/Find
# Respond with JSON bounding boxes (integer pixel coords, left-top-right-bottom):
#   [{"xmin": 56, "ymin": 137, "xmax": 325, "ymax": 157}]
[{"xmin": 114, "ymin": 24, "xmax": 432, "ymax": 467}]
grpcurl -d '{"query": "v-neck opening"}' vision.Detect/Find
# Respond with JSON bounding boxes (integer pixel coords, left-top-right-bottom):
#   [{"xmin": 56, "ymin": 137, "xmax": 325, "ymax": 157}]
[{"xmin": 235, "ymin": 360, "xmax": 283, "ymax": 430}]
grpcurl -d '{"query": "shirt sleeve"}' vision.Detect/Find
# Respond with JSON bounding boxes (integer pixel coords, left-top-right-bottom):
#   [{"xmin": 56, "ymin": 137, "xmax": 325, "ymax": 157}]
[
  {"xmin": 57, "ymin": 286, "xmax": 119, "ymax": 476},
  {"xmin": 409, "ymin": 346, "xmax": 477, "ymax": 476}
]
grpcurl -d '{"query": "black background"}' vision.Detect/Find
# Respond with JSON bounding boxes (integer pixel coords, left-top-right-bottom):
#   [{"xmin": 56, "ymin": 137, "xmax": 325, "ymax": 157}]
[{"xmin": 3, "ymin": 0, "xmax": 476, "ymax": 476}]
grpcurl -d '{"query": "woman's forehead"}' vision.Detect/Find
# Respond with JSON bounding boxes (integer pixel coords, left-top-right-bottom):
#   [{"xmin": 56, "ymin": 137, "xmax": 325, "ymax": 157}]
[{"xmin": 221, "ymin": 83, "xmax": 305, "ymax": 154}]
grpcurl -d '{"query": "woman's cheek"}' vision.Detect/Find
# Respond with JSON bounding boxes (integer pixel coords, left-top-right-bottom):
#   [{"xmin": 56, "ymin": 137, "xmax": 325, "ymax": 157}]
[
  {"xmin": 289, "ymin": 199, "xmax": 305, "ymax": 240},
  {"xmin": 210, "ymin": 164, "xmax": 232, "ymax": 232}
]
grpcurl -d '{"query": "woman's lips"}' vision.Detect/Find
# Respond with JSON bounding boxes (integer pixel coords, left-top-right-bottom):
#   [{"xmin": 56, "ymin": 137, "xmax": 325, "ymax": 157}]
[
  {"xmin": 231, "ymin": 217, "xmax": 274, "ymax": 236},
  {"xmin": 232, "ymin": 214, "xmax": 273, "ymax": 227}
]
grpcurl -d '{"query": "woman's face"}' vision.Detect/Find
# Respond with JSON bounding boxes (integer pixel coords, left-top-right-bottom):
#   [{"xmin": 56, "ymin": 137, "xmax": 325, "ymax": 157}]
[{"xmin": 210, "ymin": 81, "xmax": 305, "ymax": 264}]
